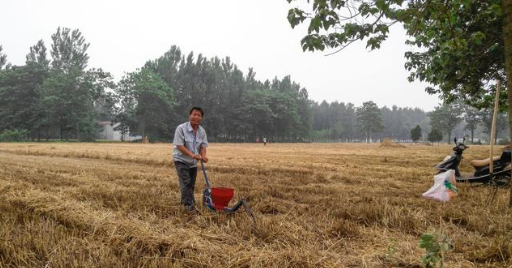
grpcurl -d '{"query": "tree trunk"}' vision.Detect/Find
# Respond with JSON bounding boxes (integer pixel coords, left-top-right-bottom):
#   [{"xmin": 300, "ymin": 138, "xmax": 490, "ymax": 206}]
[
  {"xmin": 502, "ymin": 0, "xmax": 512, "ymax": 208},
  {"xmin": 447, "ymin": 132, "xmax": 451, "ymax": 144},
  {"xmin": 141, "ymin": 120, "xmax": 146, "ymax": 140},
  {"xmin": 76, "ymin": 121, "xmax": 80, "ymax": 142},
  {"xmin": 471, "ymin": 128, "xmax": 474, "ymax": 143}
]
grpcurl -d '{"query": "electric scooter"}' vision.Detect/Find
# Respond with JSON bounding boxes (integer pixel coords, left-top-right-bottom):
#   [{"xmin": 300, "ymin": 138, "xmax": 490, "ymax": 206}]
[
  {"xmin": 435, "ymin": 137, "xmax": 468, "ymax": 177},
  {"xmin": 434, "ymin": 138, "xmax": 511, "ymax": 186}
]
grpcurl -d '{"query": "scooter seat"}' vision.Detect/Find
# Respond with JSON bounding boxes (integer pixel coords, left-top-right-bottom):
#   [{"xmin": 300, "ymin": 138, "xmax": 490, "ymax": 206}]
[{"xmin": 470, "ymin": 156, "xmax": 501, "ymax": 167}]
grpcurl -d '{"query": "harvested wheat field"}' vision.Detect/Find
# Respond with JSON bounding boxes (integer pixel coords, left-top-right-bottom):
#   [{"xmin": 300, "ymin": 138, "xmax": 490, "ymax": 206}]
[{"xmin": 0, "ymin": 143, "xmax": 511, "ymax": 268}]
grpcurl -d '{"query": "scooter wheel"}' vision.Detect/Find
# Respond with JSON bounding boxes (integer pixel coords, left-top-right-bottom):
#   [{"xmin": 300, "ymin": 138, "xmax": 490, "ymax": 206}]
[{"xmin": 492, "ymin": 176, "xmax": 510, "ymax": 186}]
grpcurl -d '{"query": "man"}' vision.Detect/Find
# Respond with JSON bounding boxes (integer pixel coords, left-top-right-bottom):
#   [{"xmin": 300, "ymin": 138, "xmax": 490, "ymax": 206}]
[{"xmin": 173, "ymin": 107, "xmax": 208, "ymax": 213}]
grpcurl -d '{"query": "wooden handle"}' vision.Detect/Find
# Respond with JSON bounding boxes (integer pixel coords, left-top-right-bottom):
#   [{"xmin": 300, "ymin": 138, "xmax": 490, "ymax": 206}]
[{"xmin": 489, "ymin": 80, "xmax": 501, "ymax": 174}]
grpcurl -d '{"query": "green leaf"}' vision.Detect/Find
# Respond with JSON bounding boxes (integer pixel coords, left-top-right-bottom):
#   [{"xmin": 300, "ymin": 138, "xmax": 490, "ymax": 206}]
[
  {"xmin": 288, "ymin": 8, "xmax": 306, "ymax": 29},
  {"xmin": 489, "ymin": 3, "xmax": 501, "ymax": 16},
  {"xmin": 470, "ymin": 31, "xmax": 486, "ymax": 45},
  {"xmin": 419, "ymin": 233, "xmax": 434, "ymax": 248}
]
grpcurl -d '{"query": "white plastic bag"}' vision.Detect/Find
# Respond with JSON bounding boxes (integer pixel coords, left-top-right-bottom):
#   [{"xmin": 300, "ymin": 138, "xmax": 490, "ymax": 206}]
[{"xmin": 422, "ymin": 169, "xmax": 458, "ymax": 202}]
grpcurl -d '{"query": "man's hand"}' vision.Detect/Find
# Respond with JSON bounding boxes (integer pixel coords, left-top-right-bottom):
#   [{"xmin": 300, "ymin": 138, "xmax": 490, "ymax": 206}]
[
  {"xmin": 201, "ymin": 155, "xmax": 208, "ymax": 163},
  {"xmin": 192, "ymin": 154, "xmax": 203, "ymax": 161}
]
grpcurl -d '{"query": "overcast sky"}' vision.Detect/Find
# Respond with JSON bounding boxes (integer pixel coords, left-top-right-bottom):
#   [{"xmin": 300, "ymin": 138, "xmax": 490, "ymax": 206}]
[{"xmin": 1, "ymin": 0, "xmax": 441, "ymax": 111}]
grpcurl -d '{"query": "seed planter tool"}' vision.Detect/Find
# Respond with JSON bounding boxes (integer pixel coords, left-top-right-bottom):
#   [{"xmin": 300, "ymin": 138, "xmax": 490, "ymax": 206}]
[{"xmin": 200, "ymin": 161, "xmax": 255, "ymax": 223}]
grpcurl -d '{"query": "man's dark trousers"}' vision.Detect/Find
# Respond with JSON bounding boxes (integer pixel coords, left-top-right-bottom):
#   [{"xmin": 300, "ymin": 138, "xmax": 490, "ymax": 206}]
[{"xmin": 174, "ymin": 161, "xmax": 198, "ymax": 210}]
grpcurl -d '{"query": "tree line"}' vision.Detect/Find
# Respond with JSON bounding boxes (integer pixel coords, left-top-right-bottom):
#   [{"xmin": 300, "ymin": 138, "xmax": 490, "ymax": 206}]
[
  {"xmin": 0, "ymin": 27, "xmax": 507, "ymax": 143},
  {"xmin": 0, "ymin": 28, "xmax": 115, "ymax": 142}
]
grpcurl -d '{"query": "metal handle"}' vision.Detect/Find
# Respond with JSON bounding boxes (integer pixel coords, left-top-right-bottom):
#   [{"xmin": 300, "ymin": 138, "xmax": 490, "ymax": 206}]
[{"xmin": 200, "ymin": 160, "xmax": 210, "ymax": 188}]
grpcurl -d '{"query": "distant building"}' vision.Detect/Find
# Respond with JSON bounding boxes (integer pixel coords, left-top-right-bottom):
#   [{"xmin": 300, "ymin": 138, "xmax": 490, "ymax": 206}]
[
  {"xmin": 98, "ymin": 121, "xmax": 121, "ymax": 140},
  {"xmin": 97, "ymin": 121, "xmax": 141, "ymax": 141}
]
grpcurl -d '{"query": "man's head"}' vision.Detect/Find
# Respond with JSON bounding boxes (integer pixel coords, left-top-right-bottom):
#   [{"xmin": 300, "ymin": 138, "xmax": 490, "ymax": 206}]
[{"xmin": 189, "ymin": 107, "xmax": 204, "ymax": 126}]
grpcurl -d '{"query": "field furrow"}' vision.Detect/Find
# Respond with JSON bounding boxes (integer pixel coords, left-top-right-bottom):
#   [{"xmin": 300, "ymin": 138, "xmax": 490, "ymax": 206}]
[{"xmin": 0, "ymin": 143, "xmax": 510, "ymax": 267}]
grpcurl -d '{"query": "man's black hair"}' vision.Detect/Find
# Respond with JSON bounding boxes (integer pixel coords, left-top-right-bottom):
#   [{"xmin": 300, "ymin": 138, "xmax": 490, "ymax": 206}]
[{"xmin": 189, "ymin": 107, "xmax": 204, "ymax": 117}]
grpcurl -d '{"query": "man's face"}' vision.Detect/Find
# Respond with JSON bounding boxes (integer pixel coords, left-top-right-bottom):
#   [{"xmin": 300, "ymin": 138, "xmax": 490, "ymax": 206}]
[{"xmin": 189, "ymin": 110, "xmax": 203, "ymax": 126}]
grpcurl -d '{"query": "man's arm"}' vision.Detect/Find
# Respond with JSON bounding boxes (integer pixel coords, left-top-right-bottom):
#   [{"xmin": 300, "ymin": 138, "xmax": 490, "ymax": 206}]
[
  {"xmin": 199, "ymin": 130, "xmax": 208, "ymax": 163},
  {"xmin": 200, "ymin": 147, "xmax": 208, "ymax": 163},
  {"xmin": 177, "ymin": 145, "xmax": 202, "ymax": 160}
]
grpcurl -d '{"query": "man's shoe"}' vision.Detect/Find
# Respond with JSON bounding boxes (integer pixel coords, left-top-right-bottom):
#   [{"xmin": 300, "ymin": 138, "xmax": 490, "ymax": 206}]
[{"xmin": 183, "ymin": 205, "xmax": 199, "ymax": 215}]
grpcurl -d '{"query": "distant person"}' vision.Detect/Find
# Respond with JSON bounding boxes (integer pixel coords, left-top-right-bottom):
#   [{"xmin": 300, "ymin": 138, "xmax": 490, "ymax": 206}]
[
  {"xmin": 173, "ymin": 107, "xmax": 208, "ymax": 214},
  {"xmin": 263, "ymin": 137, "xmax": 267, "ymax": 146}
]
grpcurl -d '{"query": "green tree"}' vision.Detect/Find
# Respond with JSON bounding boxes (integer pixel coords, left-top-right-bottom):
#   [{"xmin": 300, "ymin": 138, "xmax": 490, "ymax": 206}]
[
  {"xmin": 26, "ymin": 40, "xmax": 50, "ymax": 67},
  {"xmin": 287, "ymin": 0, "xmax": 511, "ymax": 109},
  {"xmin": 116, "ymin": 68, "xmax": 174, "ymax": 141},
  {"xmin": 296, "ymin": 87, "xmax": 313, "ymax": 140},
  {"xmin": 0, "ymin": 68, "xmax": 31, "ymax": 132},
  {"xmin": 0, "ymin": 40, "xmax": 51, "ymax": 140},
  {"xmin": 342, "ymin": 103, "xmax": 357, "ymax": 141},
  {"xmin": 113, "ymin": 98, "xmax": 136, "ymax": 142},
  {"xmin": 26, "ymin": 40, "xmax": 51, "ymax": 141},
  {"xmin": 428, "ymin": 104, "xmax": 463, "ymax": 143},
  {"xmin": 144, "ymin": 47, "xmax": 313, "ymax": 142},
  {"xmin": 40, "ymin": 27, "xmax": 113, "ymax": 141},
  {"xmin": 287, "ymin": 0, "xmax": 512, "ymax": 205},
  {"xmin": 51, "ymin": 27, "xmax": 89, "ymax": 73},
  {"xmin": 269, "ymin": 91, "xmax": 301, "ymax": 141},
  {"xmin": 0, "ymin": 66, "xmax": 47, "ymax": 139},
  {"xmin": 357, "ymin": 101, "xmax": 384, "ymax": 142},
  {"xmin": 411, "ymin": 125, "xmax": 422, "ymax": 142},
  {"xmin": 463, "ymin": 106, "xmax": 483, "ymax": 144},
  {"xmin": 481, "ymin": 111, "xmax": 509, "ymax": 144},
  {"xmin": 380, "ymin": 106, "xmax": 428, "ymax": 142},
  {"xmin": 428, "ymin": 128, "xmax": 443, "ymax": 145},
  {"xmin": 235, "ymin": 90, "xmax": 276, "ymax": 141},
  {"xmin": 0, "ymin": 45, "xmax": 7, "ymax": 69},
  {"xmin": 47, "ymin": 27, "xmax": 92, "ymax": 140}
]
